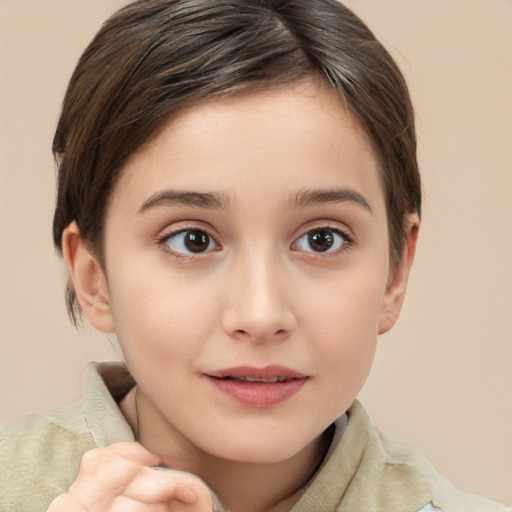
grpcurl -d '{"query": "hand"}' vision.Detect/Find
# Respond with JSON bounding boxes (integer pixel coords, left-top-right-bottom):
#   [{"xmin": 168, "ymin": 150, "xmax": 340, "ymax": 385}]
[{"xmin": 47, "ymin": 442, "xmax": 213, "ymax": 511}]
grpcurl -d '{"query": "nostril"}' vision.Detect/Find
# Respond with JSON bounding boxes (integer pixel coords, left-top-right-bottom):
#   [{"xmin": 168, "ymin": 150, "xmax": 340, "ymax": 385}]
[
  {"xmin": 223, "ymin": 306, "xmax": 296, "ymax": 342},
  {"xmin": 229, "ymin": 327, "xmax": 290, "ymax": 342}
]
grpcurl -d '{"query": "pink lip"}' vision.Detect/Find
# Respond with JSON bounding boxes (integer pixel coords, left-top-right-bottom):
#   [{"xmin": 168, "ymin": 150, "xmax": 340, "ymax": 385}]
[{"xmin": 205, "ymin": 365, "xmax": 308, "ymax": 408}]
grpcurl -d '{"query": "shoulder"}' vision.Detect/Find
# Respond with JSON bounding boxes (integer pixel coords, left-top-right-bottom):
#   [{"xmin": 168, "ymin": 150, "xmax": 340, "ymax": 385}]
[
  {"xmin": 0, "ymin": 399, "xmax": 94, "ymax": 458},
  {"xmin": 311, "ymin": 401, "xmax": 510, "ymax": 512},
  {"xmin": 0, "ymin": 401, "xmax": 96, "ymax": 511},
  {"xmin": 370, "ymin": 412, "xmax": 511, "ymax": 512},
  {"xmin": 0, "ymin": 361, "xmax": 136, "ymax": 511}
]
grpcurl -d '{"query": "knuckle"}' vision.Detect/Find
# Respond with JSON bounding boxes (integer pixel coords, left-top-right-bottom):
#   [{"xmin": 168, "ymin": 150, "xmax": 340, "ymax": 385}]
[
  {"xmin": 78, "ymin": 446, "xmax": 122, "ymax": 477},
  {"xmin": 47, "ymin": 492, "xmax": 88, "ymax": 512},
  {"xmin": 79, "ymin": 447, "xmax": 105, "ymax": 469},
  {"xmin": 76, "ymin": 446, "xmax": 140, "ymax": 491}
]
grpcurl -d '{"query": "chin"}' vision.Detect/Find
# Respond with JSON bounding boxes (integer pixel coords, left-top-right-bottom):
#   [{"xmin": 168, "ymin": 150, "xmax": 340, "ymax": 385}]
[
  {"xmin": 223, "ymin": 449, "xmax": 299, "ymax": 465},
  {"xmin": 205, "ymin": 430, "xmax": 318, "ymax": 465}
]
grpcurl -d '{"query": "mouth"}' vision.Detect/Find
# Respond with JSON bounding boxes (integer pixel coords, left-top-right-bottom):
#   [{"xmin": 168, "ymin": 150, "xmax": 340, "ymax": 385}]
[
  {"xmin": 205, "ymin": 365, "xmax": 309, "ymax": 408},
  {"xmin": 222, "ymin": 376, "xmax": 291, "ymax": 383},
  {"xmin": 207, "ymin": 365, "xmax": 308, "ymax": 383}
]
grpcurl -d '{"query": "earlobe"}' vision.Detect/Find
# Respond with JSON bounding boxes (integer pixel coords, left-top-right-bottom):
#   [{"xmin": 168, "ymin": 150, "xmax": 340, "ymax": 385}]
[
  {"xmin": 62, "ymin": 222, "xmax": 115, "ymax": 333},
  {"xmin": 378, "ymin": 214, "xmax": 419, "ymax": 335}
]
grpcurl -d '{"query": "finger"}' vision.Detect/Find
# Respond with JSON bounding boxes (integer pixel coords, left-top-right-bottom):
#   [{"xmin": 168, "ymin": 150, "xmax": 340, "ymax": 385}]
[
  {"xmin": 67, "ymin": 443, "xmax": 161, "ymax": 507},
  {"xmin": 124, "ymin": 467, "xmax": 207, "ymax": 505},
  {"xmin": 109, "ymin": 494, "xmax": 174, "ymax": 512},
  {"xmin": 158, "ymin": 467, "xmax": 213, "ymax": 512},
  {"xmin": 108, "ymin": 441, "xmax": 162, "ymax": 466},
  {"xmin": 155, "ymin": 469, "xmax": 213, "ymax": 510},
  {"xmin": 76, "ymin": 443, "xmax": 161, "ymax": 481},
  {"xmin": 157, "ymin": 470, "xmax": 214, "ymax": 512},
  {"xmin": 47, "ymin": 492, "xmax": 89, "ymax": 512}
]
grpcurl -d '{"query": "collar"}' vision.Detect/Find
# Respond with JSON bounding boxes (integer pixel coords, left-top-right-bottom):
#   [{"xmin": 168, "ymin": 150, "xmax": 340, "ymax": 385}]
[
  {"xmin": 83, "ymin": 361, "xmax": 135, "ymax": 447},
  {"xmin": 83, "ymin": 362, "xmax": 434, "ymax": 512}
]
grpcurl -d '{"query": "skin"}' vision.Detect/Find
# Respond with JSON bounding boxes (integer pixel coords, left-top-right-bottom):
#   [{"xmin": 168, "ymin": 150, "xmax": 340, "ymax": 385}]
[
  {"xmin": 60, "ymin": 80, "xmax": 418, "ymax": 512},
  {"xmin": 48, "ymin": 442, "xmax": 213, "ymax": 511}
]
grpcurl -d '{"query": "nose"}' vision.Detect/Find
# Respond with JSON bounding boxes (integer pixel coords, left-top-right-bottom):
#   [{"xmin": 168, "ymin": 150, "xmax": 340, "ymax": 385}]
[{"xmin": 222, "ymin": 250, "xmax": 297, "ymax": 342}]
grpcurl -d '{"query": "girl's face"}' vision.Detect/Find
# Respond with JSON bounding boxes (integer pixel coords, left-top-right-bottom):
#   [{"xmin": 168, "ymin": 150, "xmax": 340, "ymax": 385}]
[{"xmin": 75, "ymin": 81, "xmax": 415, "ymax": 464}]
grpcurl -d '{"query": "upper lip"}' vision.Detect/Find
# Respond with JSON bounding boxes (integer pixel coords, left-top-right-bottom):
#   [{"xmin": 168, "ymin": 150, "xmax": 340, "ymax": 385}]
[{"xmin": 206, "ymin": 365, "xmax": 308, "ymax": 382}]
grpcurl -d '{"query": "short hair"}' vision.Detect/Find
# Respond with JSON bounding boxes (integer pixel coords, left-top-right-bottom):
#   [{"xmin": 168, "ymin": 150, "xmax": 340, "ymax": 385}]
[{"xmin": 52, "ymin": 0, "xmax": 421, "ymax": 325}]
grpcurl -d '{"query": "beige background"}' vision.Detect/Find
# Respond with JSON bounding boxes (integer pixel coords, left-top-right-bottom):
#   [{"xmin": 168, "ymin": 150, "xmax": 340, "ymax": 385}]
[{"xmin": 0, "ymin": 0, "xmax": 511, "ymax": 505}]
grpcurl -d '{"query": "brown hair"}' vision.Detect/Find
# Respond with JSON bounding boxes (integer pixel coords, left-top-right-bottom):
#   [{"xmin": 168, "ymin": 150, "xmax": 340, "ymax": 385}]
[{"xmin": 52, "ymin": 0, "xmax": 421, "ymax": 325}]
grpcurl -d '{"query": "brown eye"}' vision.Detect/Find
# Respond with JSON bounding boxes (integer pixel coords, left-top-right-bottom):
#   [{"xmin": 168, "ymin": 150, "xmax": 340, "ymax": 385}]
[
  {"xmin": 308, "ymin": 230, "xmax": 334, "ymax": 252},
  {"xmin": 295, "ymin": 228, "xmax": 346, "ymax": 253},
  {"xmin": 184, "ymin": 230, "xmax": 210, "ymax": 252},
  {"xmin": 164, "ymin": 229, "xmax": 218, "ymax": 255}
]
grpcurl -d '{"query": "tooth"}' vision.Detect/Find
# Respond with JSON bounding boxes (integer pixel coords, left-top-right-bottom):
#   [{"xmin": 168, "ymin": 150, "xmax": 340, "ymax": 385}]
[{"xmin": 235, "ymin": 376, "xmax": 287, "ymax": 383}]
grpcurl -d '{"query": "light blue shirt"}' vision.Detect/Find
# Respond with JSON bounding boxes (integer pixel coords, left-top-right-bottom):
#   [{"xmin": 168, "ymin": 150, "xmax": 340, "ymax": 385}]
[{"xmin": 418, "ymin": 505, "xmax": 442, "ymax": 512}]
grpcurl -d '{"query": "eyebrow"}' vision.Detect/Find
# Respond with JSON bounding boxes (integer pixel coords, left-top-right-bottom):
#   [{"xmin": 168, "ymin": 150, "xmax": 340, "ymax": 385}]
[
  {"xmin": 138, "ymin": 190, "xmax": 233, "ymax": 214},
  {"xmin": 138, "ymin": 187, "xmax": 372, "ymax": 215},
  {"xmin": 288, "ymin": 187, "xmax": 373, "ymax": 213}
]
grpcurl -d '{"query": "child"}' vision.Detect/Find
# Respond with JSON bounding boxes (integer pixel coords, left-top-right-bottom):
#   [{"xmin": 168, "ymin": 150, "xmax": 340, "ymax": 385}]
[{"xmin": 0, "ymin": 0, "xmax": 509, "ymax": 511}]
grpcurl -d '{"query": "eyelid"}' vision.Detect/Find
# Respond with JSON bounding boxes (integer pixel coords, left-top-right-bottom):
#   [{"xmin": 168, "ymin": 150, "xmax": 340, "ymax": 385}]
[
  {"xmin": 156, "ymin": 224, "xmax": 221, "ymax": 258},
  {"xmin": 154, "ymin": 220, "xmax": 354, "ymax": 260},
  {"xmin": 291, "ymin": 223, "xmax": 354, "ymax": 257},
  {"xmin": 292, "ymin": 220, "xmax": 354, "ymax": 243},
  {"xmin": 156, "ymin": 219, "xmax": 219, "ymax": 241}
]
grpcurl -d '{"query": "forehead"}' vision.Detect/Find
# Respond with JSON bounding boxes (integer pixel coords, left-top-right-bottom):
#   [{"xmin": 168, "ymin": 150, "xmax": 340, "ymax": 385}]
[{"xmin": 108, "ymin": 81, "xmax": 384, "ymax": 216}]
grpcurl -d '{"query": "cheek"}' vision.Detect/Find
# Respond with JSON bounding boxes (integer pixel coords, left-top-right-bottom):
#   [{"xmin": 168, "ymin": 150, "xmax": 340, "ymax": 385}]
[
  {"xmin": 300, "ymin": 267, "xmax": 387, "ymax": 379},
  {"xmin": 108, "ymin": 266, "xmax": 223, "ymax": 364},
  {"xmin": 308, "ymin": 297, "xmax": 378, "ymax": 417},
  {"xmin": 306, "ymin": 268, "xmax": 387, "ymax": 338}
]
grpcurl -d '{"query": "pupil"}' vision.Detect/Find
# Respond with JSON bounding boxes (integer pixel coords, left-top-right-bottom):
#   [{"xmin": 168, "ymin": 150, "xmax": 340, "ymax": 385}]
[
  {"xmin": 184, "ymin": 230, "xmax": 209, "ymax": 252},
  {"xmin": 308, "ymin": 230, "xmax": 333, "ymax": 252}
]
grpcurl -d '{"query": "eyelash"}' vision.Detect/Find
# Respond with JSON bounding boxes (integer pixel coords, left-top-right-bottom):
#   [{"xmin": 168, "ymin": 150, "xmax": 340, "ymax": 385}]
[
  {"xmin": 156, "ymin": 224, "xmax": 354, "ymax": 260},
  {"xmin": 293, "ymin": 225, "xmax": 354, "ymax": 259},
  {"xmin": 156, "ymin": 227, "xmax": 220, "ymax": 260}
]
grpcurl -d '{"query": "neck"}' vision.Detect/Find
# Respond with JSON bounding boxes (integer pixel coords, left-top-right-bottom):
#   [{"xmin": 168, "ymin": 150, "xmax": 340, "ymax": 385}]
[
  {"xmin": 120, "ymin": 386, "xmax": 331, "ymax": 512},
  {"xmin": 195, "ymin": 444, "xmax": 324, "ymax": 512}
]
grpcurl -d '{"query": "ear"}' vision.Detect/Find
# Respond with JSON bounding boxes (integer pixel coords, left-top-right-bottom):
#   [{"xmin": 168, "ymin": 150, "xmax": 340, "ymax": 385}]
[
  {"xmin": 378, "ymin": 214, "xmax": 420, "ymax": 335},
  {"xmin": 62, "ymin": 222, "xmax": 115, "ymax": 333}
]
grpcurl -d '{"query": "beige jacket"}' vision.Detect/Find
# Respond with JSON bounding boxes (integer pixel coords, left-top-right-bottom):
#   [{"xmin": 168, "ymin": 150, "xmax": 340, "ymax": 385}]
[{"xmin": 0, "ymin": 362, "xmax": 509, "ymax": 512}]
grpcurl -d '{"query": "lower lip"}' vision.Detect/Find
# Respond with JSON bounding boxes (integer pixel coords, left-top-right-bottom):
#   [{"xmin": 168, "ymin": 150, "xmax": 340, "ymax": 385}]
[{"xmin": 206, "ymin": 377, "xmax": 307, "ymax": 408}]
